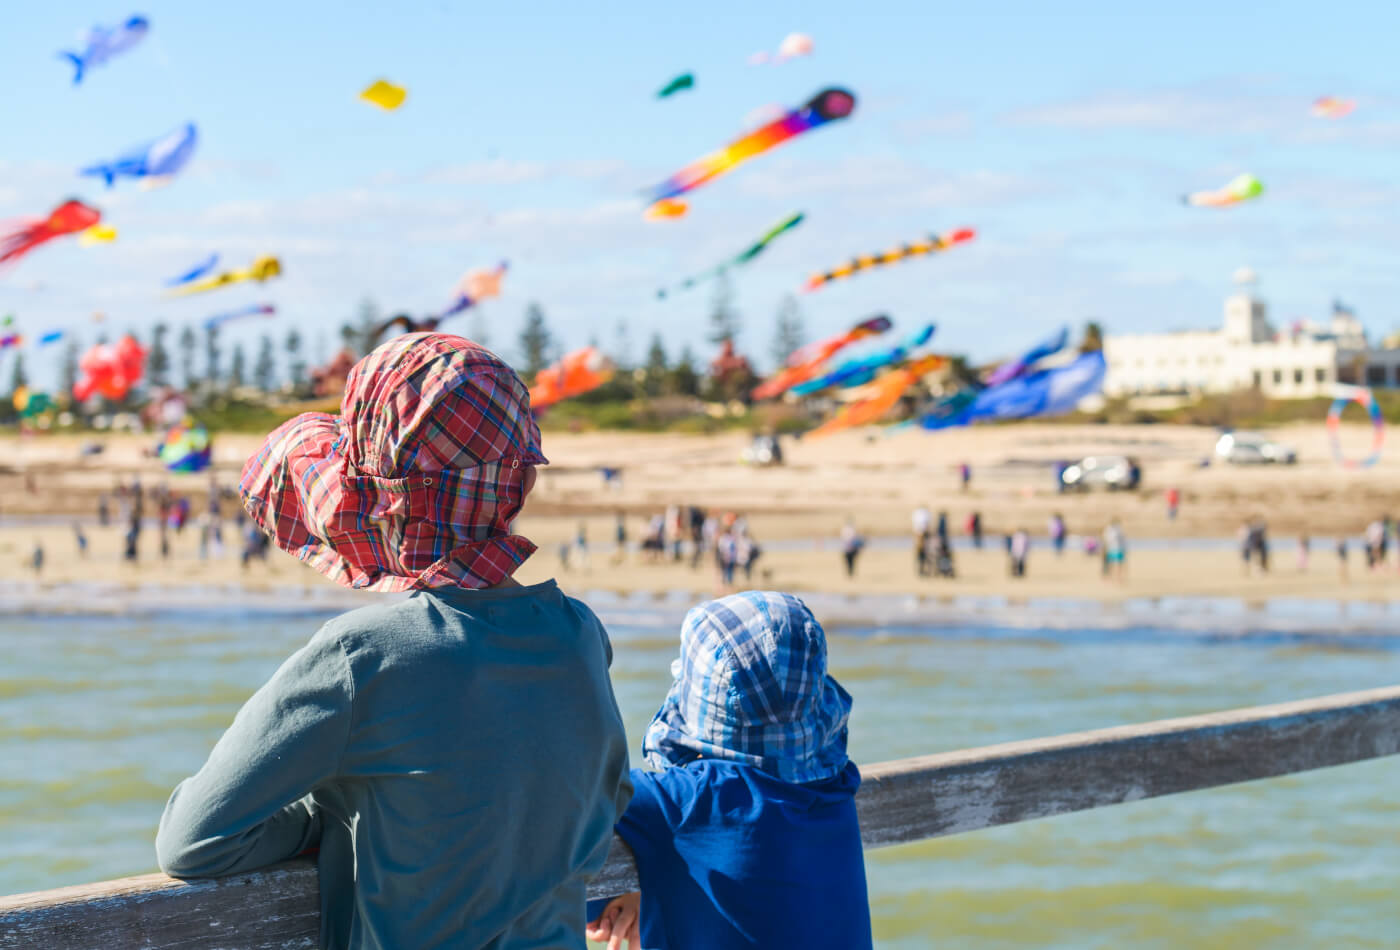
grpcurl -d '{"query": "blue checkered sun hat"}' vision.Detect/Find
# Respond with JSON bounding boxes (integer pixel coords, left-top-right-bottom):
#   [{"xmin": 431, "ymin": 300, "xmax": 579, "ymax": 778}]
[{"xmin": 642, "ymin": 591, "xmax": 853, "ymax": 785}]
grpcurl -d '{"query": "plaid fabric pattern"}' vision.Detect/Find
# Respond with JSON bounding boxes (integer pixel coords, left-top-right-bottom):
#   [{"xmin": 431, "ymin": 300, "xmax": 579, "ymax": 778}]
[
  {"xmin": 239, "ymin": 333, "xmax": 547, "ymax": 592},
  {"xmin": 642, "ymin": 591, "xmax": 852, "ymax": 784}
]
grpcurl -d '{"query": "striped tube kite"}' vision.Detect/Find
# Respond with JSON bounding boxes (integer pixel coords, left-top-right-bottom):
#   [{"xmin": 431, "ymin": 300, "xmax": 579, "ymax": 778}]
[
  {"xmin": 789, "ymin": 324, "xmax": 935, "ymax": 395},
  {"xmin": 167, "ymin": 255, "xmax": 282, "ymax": 296},
  {"xmin": 644, "ymin": 87, "xmax": 855, "ymax": 218},
  {"xmin": 803, "ymin": 228, "xmax": 975, "ymax": 292},
  {"xmin": 808, "ymin": 354, "xmax": 947, "ymax": 437},
  {"xmin": 529, "ymin": 347, "xmax": 615, "ymax": 412},
  {"xmin": 1311, "ymin": 96, "xmax": 1356, "ymax": 119},
  {"xmin": 657, "ymin": 212, "xmax": 804, "ymax": 298},
  {"xmin": 1182, "ymin": 173, "xmax": 1263, "ymax": 208},
  {"xmin": 752, "ymin": 314, "xmax": 891, "ymax": 400},
  {"xmin": 0, "ymin": 200, "xmax": 102, "ymax": 267}
]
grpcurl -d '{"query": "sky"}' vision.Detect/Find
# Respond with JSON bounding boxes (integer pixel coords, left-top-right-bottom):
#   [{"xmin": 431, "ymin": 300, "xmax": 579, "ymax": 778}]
[{"xmin": 4, "ymin": 1, "xmax": 1400, "ymax": 389}]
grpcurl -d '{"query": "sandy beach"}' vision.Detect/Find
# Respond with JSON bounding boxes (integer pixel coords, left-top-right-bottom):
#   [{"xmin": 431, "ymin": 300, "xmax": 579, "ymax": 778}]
[{"xmin": 3, "ymin": 423, "xmax": 1398, "ymax": 607}]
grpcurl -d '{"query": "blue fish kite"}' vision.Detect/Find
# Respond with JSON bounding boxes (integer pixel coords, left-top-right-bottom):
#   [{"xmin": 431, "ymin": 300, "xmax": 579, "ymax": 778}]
[
  {"xmin": 982, "ymin": 325, "xmax": 1069, "ymax": 387},
  {"xmin": 921, "ymin": 350, "xmax": 1106, "ymax": 430},
  {"xmin": 58, "ymin": 15, "xmax": 150, "ymax": 85},
  {"xmin": 81, "ymin": 122, "xmax": 197, "ymax": 188},
  {"xmin": 39, "ymin": 330, "xmax": 66, "ymax": 346},
  {"xmin": 165, "ymin": 254, "xmax": 220, "ymax": 288},
  {"xmin": 204, "ymin": 304, "xmax": 275, "ymax": 330},
  {"xmin": 790, "ymin": 324, "xmax": 936, "ymax": 395}
]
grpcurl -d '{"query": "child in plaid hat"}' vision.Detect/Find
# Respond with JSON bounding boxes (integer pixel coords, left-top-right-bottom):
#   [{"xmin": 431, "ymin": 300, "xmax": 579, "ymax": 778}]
[
  {"xmin": 156, "ymin": 334, "xmax": 632, "ymax": 950},
  {"xmin": 586, "ymin": 591, "xmax": 872, "ymax": 950}
]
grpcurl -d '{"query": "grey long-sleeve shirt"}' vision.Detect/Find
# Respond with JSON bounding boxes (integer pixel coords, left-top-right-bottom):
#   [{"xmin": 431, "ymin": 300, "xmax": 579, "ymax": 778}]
[{"xmin": 156, "ymin": 580, "xmax": 632, "ymax": 950}]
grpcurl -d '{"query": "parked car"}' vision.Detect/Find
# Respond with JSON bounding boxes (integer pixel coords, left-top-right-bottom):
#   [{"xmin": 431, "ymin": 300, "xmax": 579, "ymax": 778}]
[
  {"xmin": 1215, "ymin": 431, "xmax": 1297, "ymax": 465},
  {"xmin": 1058, "ymin": 455, "xmax": 1142, "ymax": 492}
]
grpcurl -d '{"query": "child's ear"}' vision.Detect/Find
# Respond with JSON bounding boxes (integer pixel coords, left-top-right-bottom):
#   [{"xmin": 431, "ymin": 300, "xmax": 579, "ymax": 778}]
[{"xmin": 522, "ymin": 465, "xmax": 538, "ymax": 496}]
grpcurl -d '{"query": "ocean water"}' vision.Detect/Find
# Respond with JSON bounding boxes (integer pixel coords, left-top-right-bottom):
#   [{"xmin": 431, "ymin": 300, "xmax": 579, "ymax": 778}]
[{"xmin": 3, "ymin": 594, "xmax": 1399, "ymax": 949}]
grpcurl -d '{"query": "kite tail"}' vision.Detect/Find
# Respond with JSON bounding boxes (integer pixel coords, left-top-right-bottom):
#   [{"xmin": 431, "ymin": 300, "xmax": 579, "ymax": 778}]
[
  {"xmin": 79, "ymin": 163, "xmax": 116, "ymax": 188},
  {"xmin": 58, "ymin": 51, "xmax": 85, "ymax": 84}
]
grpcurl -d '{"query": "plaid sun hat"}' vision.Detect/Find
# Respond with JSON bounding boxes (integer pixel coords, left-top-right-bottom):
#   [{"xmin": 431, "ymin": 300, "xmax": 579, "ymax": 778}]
[
  {"xmin": 239, "ymin": 333, "xmax": 547, "ymax": 592},
  {"xmin": 642, "ymin": 591, "xmax": 852, "ymax": 784}
]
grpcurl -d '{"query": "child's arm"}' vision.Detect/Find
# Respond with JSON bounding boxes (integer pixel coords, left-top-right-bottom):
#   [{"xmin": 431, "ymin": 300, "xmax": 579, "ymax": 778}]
[
  {"xmin": 155, "ymin": 631, "xmax": 353, "ymax": 878},
  {"xmin": 585, "ymin": 892, "xmax": 640, "ymax": 950}
]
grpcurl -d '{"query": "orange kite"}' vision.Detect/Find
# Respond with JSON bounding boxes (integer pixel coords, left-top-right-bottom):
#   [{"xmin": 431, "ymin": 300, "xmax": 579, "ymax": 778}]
[
  {"xmin": 751, "ymin": 314, "xmax": 891, "ymax": 400},
  {"xmin": 808, "ymin": 354, "xmax": 946, "ymax": 437},
  {"xmin": 529, "ymin": 346, "xmax": 615, "ymax": 411}
]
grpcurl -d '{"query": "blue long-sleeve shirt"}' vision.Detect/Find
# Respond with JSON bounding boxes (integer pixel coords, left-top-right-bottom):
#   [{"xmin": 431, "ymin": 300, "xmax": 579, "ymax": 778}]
[{"xmin": 157, "ymin": 580, "xmax": 632, "ymax": 950}]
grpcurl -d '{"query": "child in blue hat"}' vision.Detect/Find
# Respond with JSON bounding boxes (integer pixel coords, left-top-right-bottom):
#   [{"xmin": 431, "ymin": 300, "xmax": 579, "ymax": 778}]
[{"xmin": 587, "ymin": 591, "xmax": 872, "ymax": 949}]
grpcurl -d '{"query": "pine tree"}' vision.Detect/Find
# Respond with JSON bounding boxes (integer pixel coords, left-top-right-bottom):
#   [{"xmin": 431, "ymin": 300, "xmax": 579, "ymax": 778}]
[
  {"xmin": 148, "ymin": 323, "xmax": 171, "ymax": 387},
  {"xmin": 178, "ymin": 326, "xmax": 198, "ymax": 390},
  {"xmin": 518, "ymin": 303, "xmax": 554, "ymax": 378},
  {"xmin": 613, "ymin": 319, "xmax": 633, "ymax": 370},
  {"xmin": 1082, "ymin": 320, "xmax": 1104, "ymax": 352},
  {"xmin": 285, "ymin": 328, "xmax": 306, "ymax": 389},
  {"xmin": 771, "ymin": 295, "xmax": 805, "ymax": 368},
  {"xmin": 203, "ymin": 325, "xmax": 222, "ymax": 389},
  {"xmin": 255, "ymin": 334, "xmax": 277, "ymax": 392},
  {"xmin": 643, "ymin": 334, "xmax": 669, "ymax": 397},
  {"xmin": 353, "ymin": 297, "xmax": 381, "ymax": 355},
  {"xmin": 59, "ymin": 339, "xmax": 80, "ymax": 401},
  {"xmin": 8, "ymin": 352, "xmax": 27, "ymax": 395},
  {"xmin": 670, "ymin": 345, "xmax": 700, "ymax": 396},
  {"xmin": 708, "ymin": 273, "xmax": 741, "ymax": 344},
  {"xmin": 229, "ymin": 343, "xmax": 247, "ymax": 389}
]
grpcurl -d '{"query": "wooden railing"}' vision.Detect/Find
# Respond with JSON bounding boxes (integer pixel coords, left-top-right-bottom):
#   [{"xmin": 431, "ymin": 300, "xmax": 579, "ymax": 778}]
[{"xmin": 3, "ymin": 685, "xmax": 1398, "ymax": 950}]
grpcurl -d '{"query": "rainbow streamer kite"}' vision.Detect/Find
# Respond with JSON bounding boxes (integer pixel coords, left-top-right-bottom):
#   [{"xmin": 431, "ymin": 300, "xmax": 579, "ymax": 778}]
[
  {"xmin": 803, "ymin": 228, "xmax": 975, "ymax": 292},
  {"xmin": 1327, "ymin": 385, "xmax": 1384, "ymax": 469},
  {"xmin": 644, "ymin": 87, "xmax": 855, "ymax": 216},
  {"xmin": 1182, "ymin": 173, "xmax": 1263, "ymax": 208}
]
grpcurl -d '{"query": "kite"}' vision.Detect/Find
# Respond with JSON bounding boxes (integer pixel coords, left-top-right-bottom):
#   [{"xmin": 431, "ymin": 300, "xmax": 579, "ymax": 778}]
[
  {"xmin": 644, "ymin": 198, "xmax": 689, "ymax": 221},
  {"xmin": 749, "ymin": 32, "xmax": 814, "ymax": 65},
  {"xmin": 158, "ymin": 421, "xmax": 213, "ymax": 473},
  {"xmin": 809, "ymin": 354, "xmax": 947, "ymax": 437},
  {"xmin": 81, "ymin": 122, "xmax": 198, "ymax": 188},
  {"xmin": 165, "ymin": 254, "xmax": 219, "ymax": 287},
  {"xmin": 0, "ymin": 200, "xmax": 102, "ymax": 267},
  {"xmin": 1312, "ymin": 96, "xmax": 1356, "ymax": 119},
  {"xmin": 657, "ymin": 212, "xmax": 805, "ymax": 298},
  {"xmin": 360, "ymin": 79, "xmax": 407, "ymax": 110},
  {"xmin": 790, "ymin": 323, "xmax": 935, "ymax": 395},
  {"xmin": 73, "ymin": 335, "xmax": 146, "ymax": 402},
  {"xmin": 920, "ymin": 350, "xmax": 1106, "ymax": 430},
  {"xmin": 658, "ymin": 73, "xmax": 694, "ymax": 98},
  {"xmin": 752, "ymin": 314, "xmax": 891, "ymax": 400},
  {"xmin": 57, "ymin": 15, "xmax": 149, "ymax": 84},
  {"xmin": 372, "ymin": 314, "xmax": 441, "ymax": 343},
  {"xmin": 0, "ymin": 334, "xmax": 21, "ymax": 350},
  {"xmin": 982, "ymin": 325, "xmax": 1069, "ymax": 387},
  {"xmin": 166, "ymin": 255, "xmax": 281, "ymax": 296},
  {"xmin": 78, "ymin": 224, "xmax": 118, "ymax": 246},
  {"xmin": 1182, "ymin": 173, "xmax": 1263, "ymax": 208},
  {"xmin": 2, "ymin": 315, "xmax": 12, "ymax": 326},
  {"xmin": 528, "ymin": 347, "xmax": 615, "ymax": 411},
  {"xmin": 204, "ymin": 303, "xmax": 275, "ymax": 330},
  {"xmin": 39, "ymin": 330, "xmax": 65, "ymax": 346},
  {"xmin": 1327, "ymin": 386, "xmax": 1383, "ymax": 469},
  {"xmin": 13, "ymin": 387, "xmax": 54, "ymax": 419},
  {"xmin": 437, "ymin": 261, "xmax": 507, "ymax": 319},
  {"xmin": 644, "ymin": 87, "xmax": 855, "ymax": 214},
  {"xmin": 803, "ymin": 228, "xmax": 975, "ymax": 293}
]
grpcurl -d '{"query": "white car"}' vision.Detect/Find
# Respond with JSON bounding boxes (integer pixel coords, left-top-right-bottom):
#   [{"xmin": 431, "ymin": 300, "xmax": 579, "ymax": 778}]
[{"xmin": 1215, "ymin": 431, "xmax": 1297, "ymax": 465}]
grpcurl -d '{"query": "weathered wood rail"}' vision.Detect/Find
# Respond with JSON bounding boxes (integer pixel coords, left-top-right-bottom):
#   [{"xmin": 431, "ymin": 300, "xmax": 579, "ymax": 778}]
[{"xmin": 3, "ymin": 684, "xmax": 1398, "ymax": 949}]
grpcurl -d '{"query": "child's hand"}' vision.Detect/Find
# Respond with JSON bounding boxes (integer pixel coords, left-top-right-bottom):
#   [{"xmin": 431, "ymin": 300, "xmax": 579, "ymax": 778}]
[{"xmin": 586, "ymin": 891, "xmax": 641, "ymax": 950}]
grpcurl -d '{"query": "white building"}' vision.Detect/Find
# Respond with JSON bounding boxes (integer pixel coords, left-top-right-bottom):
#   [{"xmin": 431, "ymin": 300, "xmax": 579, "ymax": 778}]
[{"xmin": 1104, "ymin": 270, "xmax": 1400, "ymax": 399}]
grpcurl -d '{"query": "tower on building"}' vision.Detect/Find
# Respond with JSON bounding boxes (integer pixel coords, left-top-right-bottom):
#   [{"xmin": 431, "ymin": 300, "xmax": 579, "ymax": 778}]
[{"xmin": 1222, "ymin": 267, "xmax": 1272, "ymax": 344}]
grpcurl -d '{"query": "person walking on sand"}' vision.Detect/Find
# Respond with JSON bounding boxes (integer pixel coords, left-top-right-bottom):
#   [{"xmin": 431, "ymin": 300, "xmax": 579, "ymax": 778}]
[
  {"xmin": 967, "ymin": 510, "xmax": 983, "ymax": 549},
  {"xmin": 958, "ymin": 462, "xmax": 972, "ymax": 493},
  {"xmin": 31, "ymin": 541, "xmax": 44, "ymax": 577},
  {"xmin": 1009, "ymin": 529, "xmax": 1029, "ymax": 578},
  {"xmin": 716, "ymin": 527, "xmax": 739, "ymax": 592},
  {"xmin": 73, "ymin": 523, "xmax": 88, "ymax": 558},
  {"xmin": 912, "ymin": 504, "xmax": 932, "ymax": 577},
  {"xmin": 1104, "ymin": 520, "xmax": 1127, "ymax": 584},
  {"xmin": 840, "ymin": 520, "xmax": 864, "ymax": 578},
  {"xmin": 1297, "ymin": 534, "xmax": 1310, "ymax": 573},
  {"xmin": 1338, "ymin": 536, "xmax": 1349, "ymax": 583},
  {"xmin": 1165, "ymin": 486, "xmax": 1180, "ymax": 522},
  {"xmin": 574, "ymin": 521, "xmax": 591, "ymax": 572},
  {"xmin": 1238, "ymin": 521, "xmax": 1253, "ymax": 577},
  {"xmin": 1049, "ymin": 512, "xmax": 1067, "ymax": 556},
  {"xmin": 156, "ymin": 333, "xmax": 632, "ymax": 950},
  {"xmin": 612, "ymin": 512, "xmax": 628, "ymax": 565}
]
